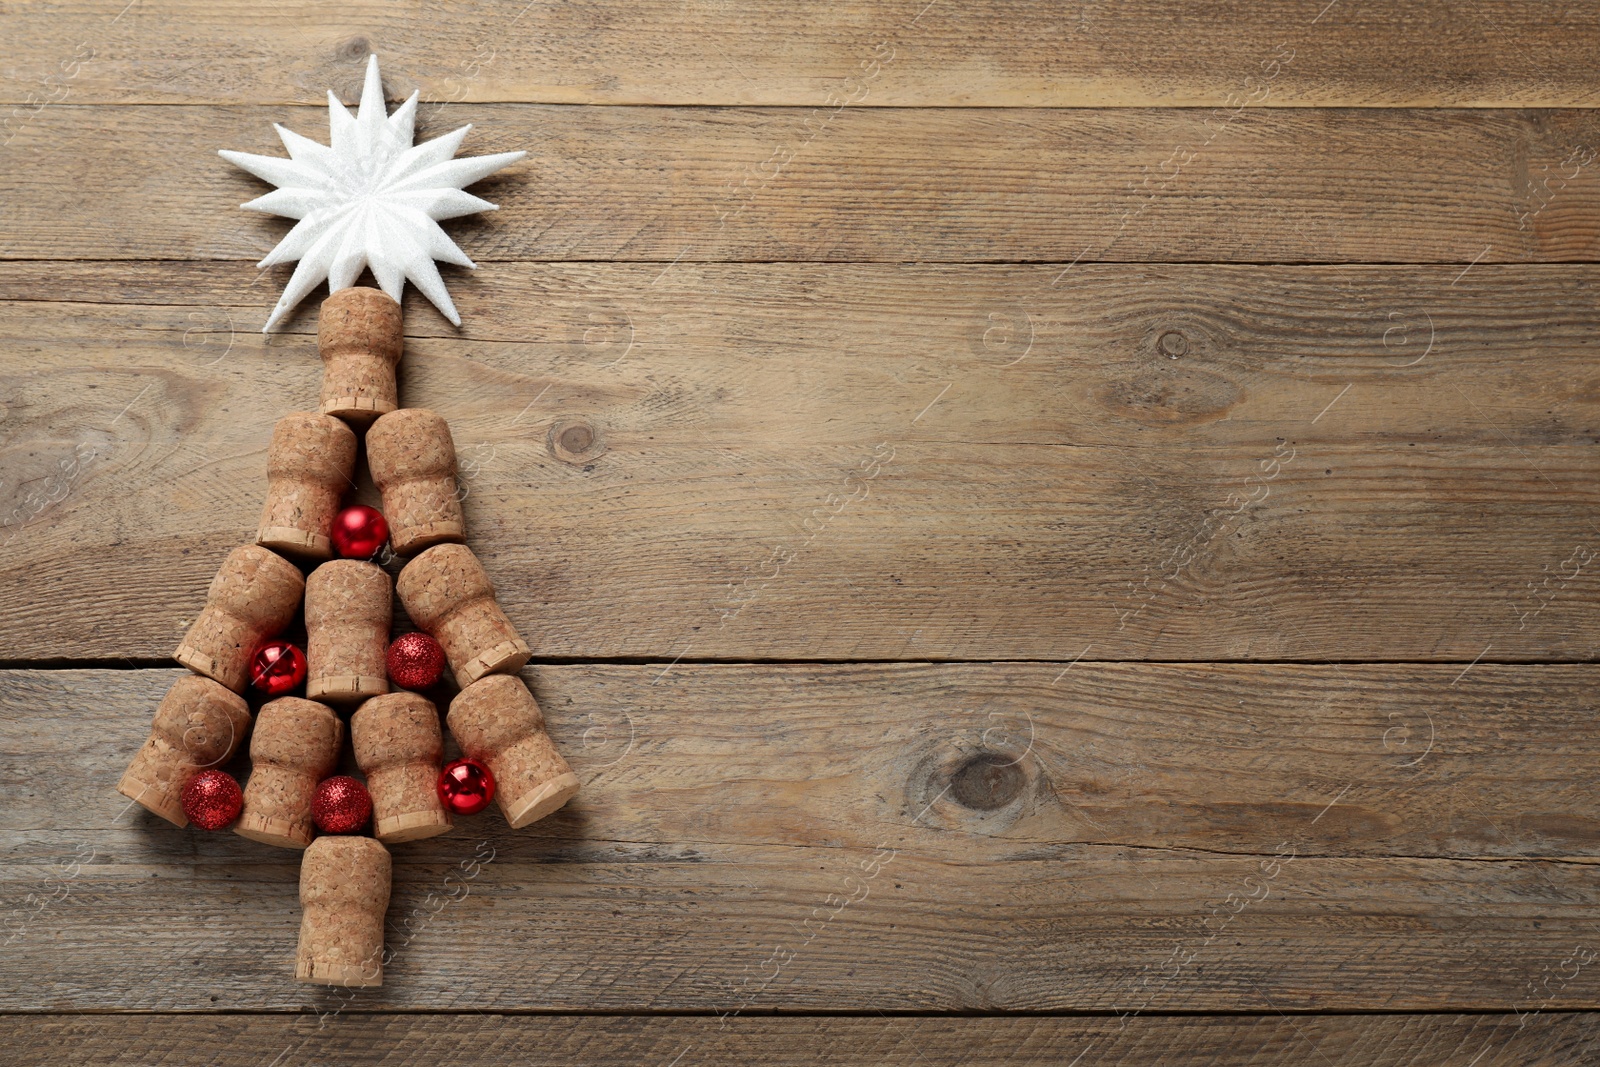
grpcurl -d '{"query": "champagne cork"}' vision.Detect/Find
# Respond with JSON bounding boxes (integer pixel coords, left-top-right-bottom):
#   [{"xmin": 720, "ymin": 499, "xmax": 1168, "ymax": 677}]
[
  {"xmin": 319, "ymin": 287, "xmax": 403, "ymax": 425},
  {"xmin": 256, "ymin": 412, "xmax": 358, "ymax": 559},
  {"xmin": 367, "ymin": 409, "xmax": 467, "ymax": 556},
  {"xmin": 448, "ymin": 674, "xmax": 579, "ymax": 829},
  {"xmin": 117, "ymin": 674, "xmax": 253, "ymax": 827},
  {"xmin": 305, "ymin": 560, "xmax": 391, "ymax": 703},
  {"xmin": 397, "ymin": 544, "xmax": 530, "ymax": 686},
  {"xmin": 352, "ymin": 692, "xmax": 452, "ymax": 843},
  {"xmin": 174, "ymin": 545, "xmax": 306, "ymax": 693},
  {"xmin": 296, "ymin": 835, "xmax": 392, "ymax": 987},
  {"xmin": 236, "ymin": 696, "xmax": 342, "ymax": 849}
]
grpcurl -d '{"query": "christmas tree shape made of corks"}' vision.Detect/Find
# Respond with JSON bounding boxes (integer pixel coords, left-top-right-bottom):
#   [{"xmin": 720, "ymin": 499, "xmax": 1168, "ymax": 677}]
[{"xmin": 116, "ymin": 287, "xmax": 580, "ymax": 987}]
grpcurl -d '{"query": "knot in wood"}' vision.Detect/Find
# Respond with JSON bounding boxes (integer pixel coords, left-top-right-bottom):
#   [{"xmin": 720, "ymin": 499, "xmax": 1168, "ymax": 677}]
[
  {"xmin": 560, "ymin": 423, "xmax": 594, "ymax": 454},
  {"xmin": 949, "ymin": 753, "xmax": 1026, "ymax": 811},
  {"xmin": 549, "ymin": 417, "xmax": 604, "ymax": 465}
]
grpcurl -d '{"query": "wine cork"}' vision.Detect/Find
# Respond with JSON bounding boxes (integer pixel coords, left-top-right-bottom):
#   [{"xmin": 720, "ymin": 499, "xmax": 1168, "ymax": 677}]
[
  {"xmin": 174, "ymin": 545, "xmax": 306, "ymax": 693},
  {"xmin": 305, "ymin": 560, "xmax": 391, "ymax": 703},
  {"xmin": 448, "ymin": 674, "xmax": 579, "ymax": 829},
  {"xmin": 319, "ymin": 287, "xmax": 403, "ymax": 425},
  {"xmin": 296, "ymin": 835, "xmax": 391, "ymax": 987},
  {"xmin": 236, "ymin": 696, "xmax": 342, "ymax": 849},
  {"xmin": 397, "ymin": 544, "xmax": 530, "ymax": 686},
  {"xmin": 367, "ymin": 409, "xmax": 466, "ymax": 556},
  {"xmin": 256, "ymin": 412, "xmax": 358, "ymax": 559},
  {"xmin": 117, "ymin": 674, "xmax": 253, "ymax": 827},
  {"xmin": 352, "ymin": 692, "xmax": 452, "ymax": 843}
]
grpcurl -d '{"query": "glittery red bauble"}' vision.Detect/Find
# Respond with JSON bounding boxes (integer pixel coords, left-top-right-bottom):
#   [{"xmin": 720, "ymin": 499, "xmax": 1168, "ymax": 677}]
[
  {"xmin": 438, "ymin": 758, "xmax": 495, "ymax": 816},
  {"xmin": 249, "ymin": 639, "xmax": 307, "ymax": 696},
  {"xmin": 331, "ymin": 505, "xmax": 389, "ymax": 560},
  {"xmin": 312, "ymin": 775, "xmax": 373, "ymax": 834},
  {"xmin": 181, "ymin": 769, "xmax": 243, "ymax": 830},
  {"xmin": 387, "ymin": 632, "xmax": 446, "ymax": 690}
]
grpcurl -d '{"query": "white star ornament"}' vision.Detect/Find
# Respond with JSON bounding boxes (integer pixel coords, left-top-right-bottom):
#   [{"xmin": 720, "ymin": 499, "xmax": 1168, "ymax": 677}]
[{"xmin": 220, "ymin": 54, "xmax": 525, "ymax": 331}]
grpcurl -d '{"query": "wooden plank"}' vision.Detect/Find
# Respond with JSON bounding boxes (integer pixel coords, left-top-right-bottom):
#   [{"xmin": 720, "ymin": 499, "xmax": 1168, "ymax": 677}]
[
  {"xmin": 7, "ymin": 261, "xmax": 1599, "ymax": 446},
  {"xmin": 3, "ymin": 0, "xmax": 1598, "ymax": 108},
  {"xmin": 3, "ymin": 106, "xmax": 1598, "ymax": 263},
  {"xmin": 3, "ymin": 1013, "xmax": 1598, "ymax": 1066},
  {"xmin": 2, "ymin": 267, "xmax": 1598, "ymax": 662},
  {"xmin": 5, "ymin": 666, "xmax": 1600, "ymax": 1012},
  {"xmin": 21, "ymin": 662, "xmax": 1600, "ymax": 862}
]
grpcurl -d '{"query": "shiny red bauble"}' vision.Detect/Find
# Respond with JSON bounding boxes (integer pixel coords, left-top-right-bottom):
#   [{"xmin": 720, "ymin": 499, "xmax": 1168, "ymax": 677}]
[
  {"xmin": 312, "ymin": 775, "xmax": 373, "ymax": 834},
  {"xmin": 387, "ymin": 632, "xmax": 446, "ymax": 690},
  {"xmin": 249, "ymin": 639, "xmax": 307, "ymax": 696},
  {"xmin": 330, "ymin": 504, "xmax": 389, "ymax": 560},
  {"xmin": 181, "ymin": 769, "xmax": 243, "ymax": 830},
  {"xmin": 437, "ymin": 758, "xmax": 495, "ymax": 816}
]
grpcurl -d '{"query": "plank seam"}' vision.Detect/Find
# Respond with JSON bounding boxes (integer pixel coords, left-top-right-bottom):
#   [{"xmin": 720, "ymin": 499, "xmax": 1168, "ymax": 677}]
[{"xmin": 4, "ymin": 658, "xmax": 1596, "ymax": 669}]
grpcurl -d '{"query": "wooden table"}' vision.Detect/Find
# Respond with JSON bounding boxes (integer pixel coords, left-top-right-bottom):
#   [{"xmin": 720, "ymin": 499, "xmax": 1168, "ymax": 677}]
[{"xmin": 3, "ymin": 2, "xmax": 1599, "ymax": 1062}]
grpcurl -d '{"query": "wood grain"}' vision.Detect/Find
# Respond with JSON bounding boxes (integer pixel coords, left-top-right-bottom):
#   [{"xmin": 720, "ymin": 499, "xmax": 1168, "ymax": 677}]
[
  {"xmin": 4, "ymin": 667, "xmax": 1600, "ymax": 1011},
  {"xmin": 4, "ymin": 260, "xmax": 1599, "ymax": 445},
  {"xmin": 3, "ymin": 0, "xmax": 1597, "ymax": 1040},
  {"xmin": 3, "ymin": 0, "xmax": 1598, "ymax": 108},
  {"xmin": 21, "ymin": 662, "xmax": 1600, "ymax": 862},
  {"xmin": 3, "ymin": 106, "xmax": 1598, "ymax": 264},
  {"xmin": 3, "ymin": 1013, "xmax": 1598, "ymax": 1066},
  {"xmin": 3, "ymin": 270, "xmax": 1598, "ymax": 662}
]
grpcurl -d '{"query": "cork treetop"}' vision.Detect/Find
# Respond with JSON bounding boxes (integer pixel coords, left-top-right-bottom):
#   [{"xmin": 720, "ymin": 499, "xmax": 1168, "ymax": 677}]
[{"xmin": 220, "ymin": 54, "xmax": 526, "ymax": 332}]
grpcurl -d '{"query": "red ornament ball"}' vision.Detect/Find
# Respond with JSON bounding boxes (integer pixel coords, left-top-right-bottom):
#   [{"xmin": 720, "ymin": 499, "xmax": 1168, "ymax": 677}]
[
  {"xmin": 250, "ymin": 639, "xmax": 307, "ymax": 696},
  {"xmin": 181, "ymin": 769, "xmax": 243, "ymax": 830},
  {"xmin": 331, "ymin": 504, "xmax": 389, "ymax": 560},
  {"xmin": 387, "ymin": 632, "xmax": 446, "ymax": 690},
  {"xmin": 312, "ymin": 775, "xmax": 373, "ymax": 834},
  {"xmin": 437, "ymin": 758, "xmax": 495, "ymax": 816}
]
